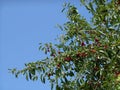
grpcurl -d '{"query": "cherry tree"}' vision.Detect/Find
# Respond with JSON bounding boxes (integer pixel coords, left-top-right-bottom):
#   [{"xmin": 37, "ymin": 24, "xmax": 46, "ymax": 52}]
[{"xmin": 10, "ymin": 0, "xmax": 120, "ymax": 90}]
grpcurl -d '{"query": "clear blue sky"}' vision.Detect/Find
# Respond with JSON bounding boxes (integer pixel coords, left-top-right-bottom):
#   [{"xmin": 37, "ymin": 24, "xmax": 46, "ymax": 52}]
[{"xmin": 0, "ymin": 0, "xmax": 90, "ymax": 90}]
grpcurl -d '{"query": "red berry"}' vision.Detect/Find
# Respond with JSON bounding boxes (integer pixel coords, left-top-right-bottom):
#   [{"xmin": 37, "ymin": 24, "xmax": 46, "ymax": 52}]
[
  {"xmin": 81, "ymin": 42, "xmax": 85, "ymax": 46},
  {"xmin": 97, "ymin": 43, "xmax": 101, "ymax": 46},
  {"xmin": 57, "ymin": 63, "xmax": 61, "ymax": 68},
  {"xmin": 58, "ymin": 51, "xmax": 61, "ymax": 54},
  {"xmin": 95, "ymin": 38, "xmax": 99, "ymax": 43},
  {"xmin": 48, "ymin": 73, "xmax": 51, "ymax": 77},
  {"xmin": 64, "ymin": 56, "xmax": 72, "ymax": 61},
  {"xmin": 76, "ymin": 53, "xmax": 81, "ymax": 57},
  {"xmin": 104, "ymin": 45, "xmax": 108, "ymax": 49}
]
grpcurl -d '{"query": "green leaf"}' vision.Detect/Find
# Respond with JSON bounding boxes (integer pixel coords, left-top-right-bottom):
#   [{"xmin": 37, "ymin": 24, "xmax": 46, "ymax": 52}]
[
  {"xmin": 40, "ymin": 74, "xmax": 43, "ymax": 82},
  {"xmin": 64, "ymin": 76, "xmax": 68, "ymax": 83},
  {"xmin": 99, "ymin": 50, "xmax": 108, "ymax": 57},
  {"xmin": 29, "ymin": 72, "xmax": 32, "ymax": 80},
  {"xmin": 33, "ymin": 76, "xmax": 38, "ymax": 81},
  {"xmin": 57, "ymin": 24, "xmax": 64, "ymax": 31},
  {"xmin": 117, "ymin": 55, "xmax": 120, "ymax": 59},
  {"xmin": 56, "ymin": 85, "xmax": 61, "ymax": 90},
  {"xmin": 43, "ymin": 77, "xmax": 45, "ymax": 83},
  {"xmin": 30, "ymin": 69, "xmax": 35, "ymax": 75},
  {"xmin": 26, "ymin": 73, "xmax": 29, "ymax": 81},
  {"xmin": 10, "ymin": 68, "xmax": 16, "ymax": 74},
  {"xmin": 69, "ymin": 71, "xmax": 74, "ymax": 77},
  {"xmin": 55, "ymin": 69, "xmax": 61, "ymax": 76},
  {"xmin": 15, "ymin": 74, "xmax": 18, "ymax": 78},
  {"xmin": 51, "ymin": 83, "xmax": 54, "ymax": 90}
]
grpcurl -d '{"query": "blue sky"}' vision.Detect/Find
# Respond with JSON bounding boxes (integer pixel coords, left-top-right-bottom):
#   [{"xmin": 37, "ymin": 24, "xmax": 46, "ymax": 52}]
[{"xmin": 0, "ymin": 0, "xmax": 90, "ymax": 90}]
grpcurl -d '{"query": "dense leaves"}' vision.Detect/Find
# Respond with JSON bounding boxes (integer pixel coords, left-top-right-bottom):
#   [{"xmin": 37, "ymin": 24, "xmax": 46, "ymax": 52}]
[{"xmin": 10, "ymin": 0, "xmax": 120, "ymax": 90}]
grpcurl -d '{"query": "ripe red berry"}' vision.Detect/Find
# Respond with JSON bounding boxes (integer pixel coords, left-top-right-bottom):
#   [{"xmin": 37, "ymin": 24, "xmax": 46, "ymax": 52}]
[
  {"xmin": 57, "ymin": 63, "xmax": 61, "ymax": 68},
  {"xmin": 104, "ymin": 45, "xmax": 108, "ymax": 49},
  {"xmin": 81, "ymin": 42, "xmax": 85, "ymax": 46},
  {"xmin": 95, "ymin": 38, "xmax": 99, "ymax": 43},
  {"xmin": 76, "ymin": 53, "xmax": 81, "ymax": 57},
  {"xmin": 97, "ymin": 43, "xmax": 101, "ymax": 46},
  {"xmin": 64, "ymin": 56, "xmax": 72, "ymax": 61},
  {"xmin": 48, "ymin": 73, "xmax": 51, "ymax": 77},
  {"xmin": 58, "ymin": 51, "xmax": 61, "ymax": 54}
]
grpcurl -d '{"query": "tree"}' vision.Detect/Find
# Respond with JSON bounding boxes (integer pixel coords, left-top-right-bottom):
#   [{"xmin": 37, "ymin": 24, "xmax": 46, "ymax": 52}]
[{"xmin": 10, "ymin": 0, "xmax": 120, "ymax": 90}]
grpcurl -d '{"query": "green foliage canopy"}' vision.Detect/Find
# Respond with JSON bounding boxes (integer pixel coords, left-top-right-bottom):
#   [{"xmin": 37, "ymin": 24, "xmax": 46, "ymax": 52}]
[{"xmin": 10, "ymin": 0, "xmax": 120, "ymax": 90}]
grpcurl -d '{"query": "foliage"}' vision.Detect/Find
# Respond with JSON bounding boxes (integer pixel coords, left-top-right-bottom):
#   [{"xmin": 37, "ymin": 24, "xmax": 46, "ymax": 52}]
[{"xmin": 9, "ymin": 0, "xmax": 120, "ymax": 90}]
